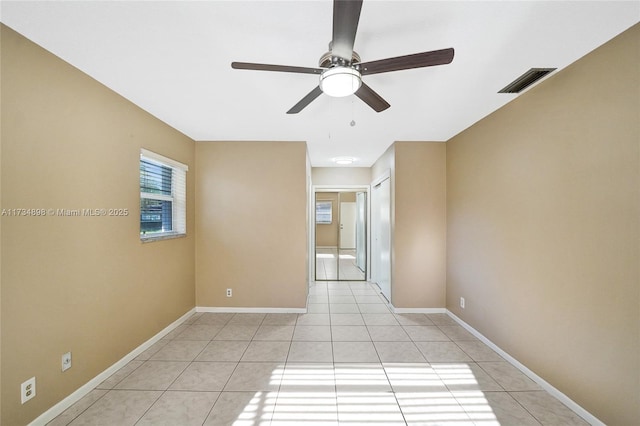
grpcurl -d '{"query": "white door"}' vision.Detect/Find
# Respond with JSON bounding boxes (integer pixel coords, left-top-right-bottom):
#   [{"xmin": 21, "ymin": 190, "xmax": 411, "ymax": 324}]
[
  {"xmin": 339, "ymin": 202, "xmax": 356, "ymax": 249},
  {"xmin": 371, "ymin": 177, "xmax": 391, "ymax": 301}
]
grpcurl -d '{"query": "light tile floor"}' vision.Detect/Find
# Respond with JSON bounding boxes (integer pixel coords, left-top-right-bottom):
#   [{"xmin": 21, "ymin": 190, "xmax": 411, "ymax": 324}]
[
  {"xmin": 48, "ymin": 282, "xmax": 588, "ymax": 425},
  {"xmin": 316, "ymin": 249, "xmax": 365, "ymax": 281}
]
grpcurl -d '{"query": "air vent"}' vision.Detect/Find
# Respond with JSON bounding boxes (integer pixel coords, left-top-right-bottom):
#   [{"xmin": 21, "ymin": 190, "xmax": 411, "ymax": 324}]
[{"xmin": 499, "ymin": 68, "xmax": 557, "ymax": 93}]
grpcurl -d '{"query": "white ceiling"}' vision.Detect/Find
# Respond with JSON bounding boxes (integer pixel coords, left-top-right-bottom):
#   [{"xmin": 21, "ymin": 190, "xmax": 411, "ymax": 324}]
[{"xmin": 1, "ymin": 1, "xmax": 638, "ymax": 166}]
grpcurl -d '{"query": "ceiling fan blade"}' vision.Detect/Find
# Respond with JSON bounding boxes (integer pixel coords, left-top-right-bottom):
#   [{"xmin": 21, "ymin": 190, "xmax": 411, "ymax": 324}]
[
  {"xmin": 358, "ymin": 48, "xmax": 454, "ymax": 75},
  {"xmin": 355, "ymin": 83, "xmax": 390, "ymax": 113},
  {"xmin": 287, "ymin": 86, "xmax": 324, "ymax": 114},
  {"xmin": 232, "ymin": 62, "xmax": 323, "ymax": 75},
  {"xmin": 332, "ymin": 0, "xmax": 363, "ymax": 61}
]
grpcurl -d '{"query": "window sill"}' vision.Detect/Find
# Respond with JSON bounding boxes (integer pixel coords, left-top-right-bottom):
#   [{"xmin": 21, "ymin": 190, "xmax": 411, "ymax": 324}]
[{"xmin": 140, "ymin": 233, "xmax": 186, "ymax": 243}]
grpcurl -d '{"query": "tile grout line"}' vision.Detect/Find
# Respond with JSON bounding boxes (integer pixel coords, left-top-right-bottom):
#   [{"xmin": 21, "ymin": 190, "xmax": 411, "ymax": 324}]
[
  {"xmin": 327, "ymin": 293, "xmax": 339, "ymax": 424},
  {"xmin": 172, "ymin": 313, "xmax": 246, "ymax": 425},
  {"xmin": 504, "ymin": 390, "xmax": 548, "ymax": 426},
  {"xmin": 199, "ymin": 312, "xmax": 263, "ymax": 425},
  {"xmin": 133, "ymin": 314, "xmax": 228, "ymax": 425},
  {"xmin": 50, "ymin": 389, "xmax": 109, "ymax": 426}
]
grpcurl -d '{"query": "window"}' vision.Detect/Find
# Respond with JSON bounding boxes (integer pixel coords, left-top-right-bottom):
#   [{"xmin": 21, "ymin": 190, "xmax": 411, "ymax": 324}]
[
  {"xmin": 316, "ymin": 200, "xmax": 333, "ymax": 224},
  {"xmin": 140, "ymin": 149, "xmax": 188, "ymax": 241}
]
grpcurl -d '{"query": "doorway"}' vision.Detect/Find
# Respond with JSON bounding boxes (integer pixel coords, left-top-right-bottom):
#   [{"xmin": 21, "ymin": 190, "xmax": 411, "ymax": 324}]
[{"xmin": 315, "ymin": 190, "xmax": 367, "ymax": 281}]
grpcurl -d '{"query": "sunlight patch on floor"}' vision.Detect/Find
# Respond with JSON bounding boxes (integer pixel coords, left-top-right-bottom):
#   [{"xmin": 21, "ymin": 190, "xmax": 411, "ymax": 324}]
[
  {"xmin": 232, "ymin": 363, "xmax": 497, "ymax": 425},
  {"xmin": 316, "ymin": 253, "xmax": 336, "ymax": 259}
]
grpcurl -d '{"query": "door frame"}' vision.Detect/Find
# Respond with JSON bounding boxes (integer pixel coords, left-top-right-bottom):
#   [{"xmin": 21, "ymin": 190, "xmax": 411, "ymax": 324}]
[{"xmin": 310, "ymin": 185, "xmax": 370, "ymax": 283}]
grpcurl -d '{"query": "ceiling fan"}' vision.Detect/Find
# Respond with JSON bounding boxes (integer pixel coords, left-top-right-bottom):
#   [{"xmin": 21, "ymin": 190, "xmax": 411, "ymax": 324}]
[{"xmin": 231, "ymin": 0, "xmax": 454, "ymax": 114}]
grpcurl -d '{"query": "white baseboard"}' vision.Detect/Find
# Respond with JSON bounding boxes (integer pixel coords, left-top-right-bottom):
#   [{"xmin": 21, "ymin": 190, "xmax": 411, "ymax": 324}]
[
  {"xmin": 29, "ymin": 308, "xmax": 196, "ymax": 426},
  {"xmin": 392, "ymin": 307, "xmax": 447, "ymax": 314},
  {"xmin": 197, "ymin": 306, "xmax": 307, "ymax": 314},
  {"xmin": 445, "ymin": 310, "xmax": 604, "ymax": 426}
]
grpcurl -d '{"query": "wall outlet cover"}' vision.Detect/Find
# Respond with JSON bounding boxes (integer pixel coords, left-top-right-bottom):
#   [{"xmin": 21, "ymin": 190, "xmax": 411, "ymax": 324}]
[
  {"xmin": 62, "ymin": 352, "xmax": 72, "ymax": 372},
  {"xmin": 21, "ymin": 377, "xmax": 36, "ymax": 404}
]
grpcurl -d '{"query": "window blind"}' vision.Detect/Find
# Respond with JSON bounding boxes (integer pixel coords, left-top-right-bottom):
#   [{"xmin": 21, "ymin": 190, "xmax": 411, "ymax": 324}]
[{"xmin": 140, "ymin": 149, "xmax": 188, "ymax": 239}]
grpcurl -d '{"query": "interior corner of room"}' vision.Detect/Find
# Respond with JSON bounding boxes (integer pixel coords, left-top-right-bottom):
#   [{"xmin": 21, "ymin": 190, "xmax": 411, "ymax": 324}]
[{"xmin": 1, "ymin": 16, "xmax": 639, "ymax": 426}]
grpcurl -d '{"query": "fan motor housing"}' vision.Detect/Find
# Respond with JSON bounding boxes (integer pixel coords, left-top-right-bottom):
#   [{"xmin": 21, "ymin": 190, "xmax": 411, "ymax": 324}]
[{"xmin": 319, "ymin": 50, "xmax": 361, "ymax": 68}]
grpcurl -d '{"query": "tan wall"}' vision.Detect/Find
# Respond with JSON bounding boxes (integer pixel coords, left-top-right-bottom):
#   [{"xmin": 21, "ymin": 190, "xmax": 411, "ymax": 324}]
[
  {"xmin": 312, "ymin": 167, "xmax": 371, "ymax": 186},
  {"xmin": 315, "ymin": 192, "xmax": 339, "ymax": 247},
  {"xmin": 340, "ymin": 192, "xmax": 356, "ymax": 203},
  {"xmin": 446, "ymin": 24, "xmax": 639, "ymax": 425},
  {"xmin": 370, "ymin": 142, "xmax": 447, "ymax": 308},
  {"xmin": 0, "ymin": 34, "xmax": 3, "ymax": 422},
  {"xmin": 1, "ymin": 25, "xmax": 196, "ymax": 425},
  {"xmin": 394, "ymin": 142, "xmax": 447, "ymax": 308},
  {"xmin": 306, "ymin": 152, "xmax": 312, "ymax": 286},
  {"xmin": 195, "ymin": 142, "xmax": 307, "ymax": 309}
]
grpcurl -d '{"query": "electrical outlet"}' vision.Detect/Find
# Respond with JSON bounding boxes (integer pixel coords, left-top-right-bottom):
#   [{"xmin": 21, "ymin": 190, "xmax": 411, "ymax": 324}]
[
  {"xmin": 21, "ymin": 377, "xmax": 36, "ymax": 404},
  {"xmin": 460, "ymin": 297, "xmax": 466, "ymax": 309},
  {"xmin": 62, "ymin": 352, "xmax": 72, "ymax": 372},
  {"xmin": 226, "ymin": 288, "xmax": 232, "ymax": 297}
]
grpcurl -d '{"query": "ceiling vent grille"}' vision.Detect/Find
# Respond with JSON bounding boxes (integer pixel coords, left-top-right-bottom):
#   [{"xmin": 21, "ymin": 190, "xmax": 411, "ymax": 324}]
[{"xmin": 499, "ymin": 68, "xmax": 557, "ymax": 93}]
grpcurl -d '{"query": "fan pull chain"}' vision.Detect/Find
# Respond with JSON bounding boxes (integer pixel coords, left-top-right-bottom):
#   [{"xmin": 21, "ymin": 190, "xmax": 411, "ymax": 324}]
[{"xmin": 350, "ymin": 97, "xmax": 356, "ymax": 127}]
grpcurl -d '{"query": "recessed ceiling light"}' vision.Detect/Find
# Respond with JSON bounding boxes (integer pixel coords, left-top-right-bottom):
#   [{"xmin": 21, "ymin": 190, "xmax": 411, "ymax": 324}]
[{"xmin": 333, "ymin": 157, "xmax": 355, "ymax": 165}]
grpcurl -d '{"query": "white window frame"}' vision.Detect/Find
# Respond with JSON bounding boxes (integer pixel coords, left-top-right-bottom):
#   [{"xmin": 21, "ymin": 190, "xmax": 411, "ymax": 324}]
[{"xmin": 140, "ymin": 148, "xmax": 188, "ymax": 242}]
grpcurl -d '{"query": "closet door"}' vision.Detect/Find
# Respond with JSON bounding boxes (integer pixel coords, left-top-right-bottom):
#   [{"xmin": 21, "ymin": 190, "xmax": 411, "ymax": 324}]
[
  {"xmin": 371, "ymin": 177, "xmax": 391, "ymax": 301},
  {"xmin": 355, "ymin": 192, "xmax": 367, "ymax": 272}
]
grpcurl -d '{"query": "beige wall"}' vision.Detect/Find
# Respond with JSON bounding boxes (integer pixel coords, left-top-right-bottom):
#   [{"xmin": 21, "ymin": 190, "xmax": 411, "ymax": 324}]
[
  {"xmin": 312, "ymin": 167, "xmax": 371, "ymax": 186},
  {"xmin": 195, "ymin": 142, "xmax": 307, "ymax": 309},
  {"xmin": 1, "ymin": 25, "xmax": 196, "ymax": 425},
  {"xmin": 446, "ymin": 24, "xmax": 639, "ymax": 425},
  {"xmin": 0, "ymin": 34, "xmax": 3, "ymax": 421},
  {"xmin": 306, "ymin": 153, "xmax": 312, "ymax": 286},
  {"xmin": 340, "ymin": 192, "xmax": 356, "ymax": 203},
  {"xmin": 394, "ymin": 142, "xmax": 447, "ymax": 308},
  {"xmin": 371, "ymin": 142, "xmax": 447, "ymax": 308}
]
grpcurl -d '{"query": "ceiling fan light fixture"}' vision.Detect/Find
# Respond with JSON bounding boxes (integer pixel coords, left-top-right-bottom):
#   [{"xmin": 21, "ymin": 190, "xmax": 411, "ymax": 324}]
[{"xmin": 320, "ymin": 67, "xmax": 362, "ymax": 97}]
